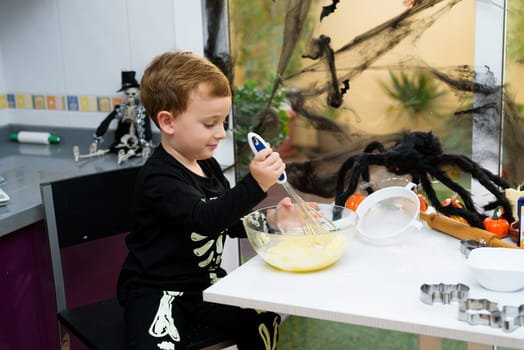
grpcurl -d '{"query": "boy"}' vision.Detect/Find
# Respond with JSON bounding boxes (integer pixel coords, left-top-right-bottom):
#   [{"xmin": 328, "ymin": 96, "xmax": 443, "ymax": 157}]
[{"xmin": 117, "ymin": 51, "xmax": 285, "ymax": 349}]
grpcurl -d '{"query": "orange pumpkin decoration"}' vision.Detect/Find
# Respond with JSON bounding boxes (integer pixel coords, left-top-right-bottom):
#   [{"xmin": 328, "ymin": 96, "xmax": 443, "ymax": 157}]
[
  {"xmin": 416, "ymin": 193, "xmax": 428, "ymax": 212},
  {"xmin": 483, "ymin": 207, "xmax": 509, "ymax": 238},
  {"xmin": 345, "ymin": 193, "xmax": 366, "ymax": 211},
  {"xmin": 441, "ymin": 194, "xmax": 468, "ymax": 224}
]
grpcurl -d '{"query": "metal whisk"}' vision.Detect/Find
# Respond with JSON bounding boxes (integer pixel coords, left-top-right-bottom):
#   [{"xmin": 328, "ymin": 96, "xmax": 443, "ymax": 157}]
[{"xmin": 247, "ymin": 132, "xmax": 337, "ymax": 235}]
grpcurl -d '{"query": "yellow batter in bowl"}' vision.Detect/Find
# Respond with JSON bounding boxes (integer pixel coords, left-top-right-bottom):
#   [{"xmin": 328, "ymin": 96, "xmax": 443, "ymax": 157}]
[{"xmin": 243, "ymin": 203, "xmax": 357, "ymax": 272}]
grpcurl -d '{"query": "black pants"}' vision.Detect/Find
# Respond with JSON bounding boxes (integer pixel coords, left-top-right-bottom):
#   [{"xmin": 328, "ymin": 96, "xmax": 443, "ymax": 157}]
[{"xmin": 124, "ymin": 289, "xmax": 280, "ymax": 349}]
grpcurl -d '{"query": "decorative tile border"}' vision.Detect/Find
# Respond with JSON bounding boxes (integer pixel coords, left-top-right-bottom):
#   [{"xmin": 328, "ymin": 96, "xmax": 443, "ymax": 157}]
[
  {"xmin": 0, "ymin": 95, "xmax": 7, "ymax": 109},
  {"xmin": 66, "ymin": 95, "xmax": 79, "ymax": 111},
  {"xmin": 46, "ymin": 95, "xmax": 66, "ymax": 110},
  {"xmin": 0, "ymin": 93, "xmax": 123, "ymax": 112}
]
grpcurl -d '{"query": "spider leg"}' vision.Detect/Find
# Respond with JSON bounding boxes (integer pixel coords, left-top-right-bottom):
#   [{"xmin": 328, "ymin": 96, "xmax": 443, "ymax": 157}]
[
  {"xmin": 418, "ymin": 174, "xmax": 438, "ymax": 208},
  {"xmin": 360, "ymin": 166, "xmax": 373, "ymax": 195},
  {"xmin": 355, "ymin": 141, "xmax": 389, "ymax": 194},
  {"xmin": 335, "ymin": 155, "xmax": 359, "ymax": 206},
  {"xmin": 456, "ymin": 156, "xmax": 511, "ymax": 213},
  {"xmin": 429, "ymin": 167, "xmax": 476, "ymax": 211},
  {"xmin": 416, "ymin": 171, "xmax": 477, "ymax": 222},
  {"xmin": 335, "ymin": 157, "xmax": 368, "ymax": 207},
  {"xmin": 457, "ymin": 156, "xmax": 510, "ymax": 212},
  {"xmin": 411, "ymin": 175, "xmax": 421, "ymax": 187},
  {"xmin": 425, "ymin": 167, "xmax": 485, "ymax": 228},
  {"xmin": 335, "ymin": 141, "xmax": 387, "ymax": 206},
  {"xmin": 335, "ymin": 154, "xmax": 387, "ymax": 206},
  {"xmin": 480, "ymin": 167, "xmax": 511, "ymax": 188},
  {"xmin": 362, "ymin": 141, "xmax": 387, "ymax": 153},
  {"xmin": 440, "ymin": 154, "xmax": 515, "ymax": 223}
]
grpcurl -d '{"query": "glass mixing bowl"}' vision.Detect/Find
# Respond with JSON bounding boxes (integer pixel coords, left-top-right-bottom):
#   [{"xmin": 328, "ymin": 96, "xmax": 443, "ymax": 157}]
[{"xmin": 242, "ymin": 203, "xmax": 357, "ymax": 272}]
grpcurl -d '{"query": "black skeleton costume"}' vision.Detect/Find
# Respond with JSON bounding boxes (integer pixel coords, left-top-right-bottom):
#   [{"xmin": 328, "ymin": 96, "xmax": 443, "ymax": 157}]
[
  {"xmin": 117, "ymin": 144, "xmax": 280, "ymax": 349},
  {"xmin": 73, "ymin": 71, "xmax": 154, "ymax": 164}
]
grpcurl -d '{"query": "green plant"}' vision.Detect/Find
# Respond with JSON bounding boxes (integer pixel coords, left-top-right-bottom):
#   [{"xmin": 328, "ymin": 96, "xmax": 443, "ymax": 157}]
[
  {"xmin": 382, "ymin": 70, "xmax": 445, "ymax": 125},
  {"xmin": 233, "ymin": 80, "xmax": 290, "ymax": 179},
  {"xmin": 229, "ymin": 0, "xmax": 312, "ymax": 84}
]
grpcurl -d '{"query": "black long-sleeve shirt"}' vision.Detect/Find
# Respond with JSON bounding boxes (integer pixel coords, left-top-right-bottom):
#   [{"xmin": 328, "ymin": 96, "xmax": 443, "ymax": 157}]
[{"xmin": 117, "ymin": 144, "xmax": 266, "ymax": 303}]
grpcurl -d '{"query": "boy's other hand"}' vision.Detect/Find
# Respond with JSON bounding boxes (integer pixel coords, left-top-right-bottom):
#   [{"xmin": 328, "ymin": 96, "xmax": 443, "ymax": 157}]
[{"xmin": 266, "ymin": 197, "xmax": 320, "ymax": 232}]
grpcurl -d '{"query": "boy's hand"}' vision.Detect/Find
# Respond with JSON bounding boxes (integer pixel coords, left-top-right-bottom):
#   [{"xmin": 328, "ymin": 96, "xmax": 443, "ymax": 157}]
[
  {"xmin": 266, "ymin": 197, "xmax": 319, "ymax": 232},
  {"xmin": 267, "ymin": 197, "xmax": 299, "ymax": 231},
  {"xmin": 249, "ymin": 148, "xmax": 285, "ymax": 192}
]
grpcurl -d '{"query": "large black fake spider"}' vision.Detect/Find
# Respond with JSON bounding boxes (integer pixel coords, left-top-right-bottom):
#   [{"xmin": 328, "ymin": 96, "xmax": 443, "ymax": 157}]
[{"xmin": 334, "ymin": 131, "xmax": 515, "ymax": 228}]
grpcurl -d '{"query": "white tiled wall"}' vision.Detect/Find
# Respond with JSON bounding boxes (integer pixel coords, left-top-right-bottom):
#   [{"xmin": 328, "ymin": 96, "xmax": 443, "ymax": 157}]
[{"xmin": 0, "ymin": 0, "xmax": 204, "ymax": 126}]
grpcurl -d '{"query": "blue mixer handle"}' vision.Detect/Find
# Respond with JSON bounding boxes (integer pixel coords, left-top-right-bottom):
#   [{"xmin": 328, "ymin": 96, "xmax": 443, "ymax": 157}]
[{"xmin": 247, "ymin": 132, "xmax": 286, "ymax": 184}]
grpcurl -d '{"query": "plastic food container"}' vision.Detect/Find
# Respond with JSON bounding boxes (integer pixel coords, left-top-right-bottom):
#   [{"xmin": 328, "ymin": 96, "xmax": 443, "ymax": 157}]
[
  {"xmin": 243, "ymin": 203, "xmax": 357, "ymax": 272},
  {"xmin": 466, "ymin": 247, "xmax": 524, "ymax": 292}
]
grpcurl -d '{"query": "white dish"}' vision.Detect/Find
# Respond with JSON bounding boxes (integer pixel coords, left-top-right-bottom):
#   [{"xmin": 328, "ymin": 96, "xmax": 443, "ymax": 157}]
[{"xmin": 466, "ymin": 247, "xmax": 524, "ymax": 292}]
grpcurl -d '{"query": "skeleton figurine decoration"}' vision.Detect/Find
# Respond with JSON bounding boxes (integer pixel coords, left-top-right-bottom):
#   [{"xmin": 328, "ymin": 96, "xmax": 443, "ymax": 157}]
[{"xmin": 73, "ymin": 71, "xmax": 154, "ymax": 164}]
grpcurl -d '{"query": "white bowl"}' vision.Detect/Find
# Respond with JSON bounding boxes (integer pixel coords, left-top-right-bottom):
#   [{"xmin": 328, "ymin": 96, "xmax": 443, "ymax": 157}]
[{"xmin": 466, "ymin": 247, "xmax": 524, "ymax": 292}]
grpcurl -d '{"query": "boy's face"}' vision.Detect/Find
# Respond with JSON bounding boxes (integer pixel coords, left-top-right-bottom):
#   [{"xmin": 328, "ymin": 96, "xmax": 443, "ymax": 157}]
[{"xmin": 169, "ymin": 83, "xmax": 231, "ymax": 161}]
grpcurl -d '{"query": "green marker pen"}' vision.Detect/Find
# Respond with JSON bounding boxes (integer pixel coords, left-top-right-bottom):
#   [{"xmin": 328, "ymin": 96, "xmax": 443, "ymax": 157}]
[{"xmin": 9, "ymin": 131, "xmax": 61, "ymax": 144}]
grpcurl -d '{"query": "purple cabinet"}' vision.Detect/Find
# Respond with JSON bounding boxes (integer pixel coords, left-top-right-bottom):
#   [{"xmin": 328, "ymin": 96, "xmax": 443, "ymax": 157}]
[
  {"xmin": 0, "ymin": 222, "xmax": 59, "ymax": 350},
  {"xmin": 0, "ymin": 222, "xmax": 127, "ymax": 350}
]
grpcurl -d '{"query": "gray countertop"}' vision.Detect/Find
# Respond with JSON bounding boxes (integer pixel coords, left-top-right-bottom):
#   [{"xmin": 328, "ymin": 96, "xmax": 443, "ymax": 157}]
[{"xmin": 0, "ymin": 125, "xmax": 153, "ymax": 237}]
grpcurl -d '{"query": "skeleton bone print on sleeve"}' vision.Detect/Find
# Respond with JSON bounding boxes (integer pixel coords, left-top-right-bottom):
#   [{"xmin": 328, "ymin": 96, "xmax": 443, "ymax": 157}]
[{"xmin": 191, "ymin": 232, "xmax": 224, "ymax": 283}]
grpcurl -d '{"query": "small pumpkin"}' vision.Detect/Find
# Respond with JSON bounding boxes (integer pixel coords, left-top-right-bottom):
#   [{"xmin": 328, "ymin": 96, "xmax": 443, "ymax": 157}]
[
  {"xmin": 441, "ymin": 194, "xmax": 463, "ymax": 208},
  {"xmin": 483, "ymin": 206, "xmax": 509, "ymax": 238},
  {"xmin": 416, "ymin": 192, "xmax": 428, "ymax": 212},
  {"xmin": 441, "ymin": 193, "xmax": 468, "ymax": 224},
  {"xmin": 344, "ymin": 192, "xmax": 366, "ymax": 211}
]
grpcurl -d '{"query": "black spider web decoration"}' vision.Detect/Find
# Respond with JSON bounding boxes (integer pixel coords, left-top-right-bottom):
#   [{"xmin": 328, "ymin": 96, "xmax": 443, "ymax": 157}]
[{"xmin": 262, "ymin": 0, "xmax": 524, "ymax": 196}]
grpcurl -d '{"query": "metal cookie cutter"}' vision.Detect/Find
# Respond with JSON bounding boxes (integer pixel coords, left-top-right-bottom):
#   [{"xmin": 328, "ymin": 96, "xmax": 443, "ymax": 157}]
[
  {"xmin": 498, "ymin": 305, "xmax": 524, "ymax": 332},
  {"xmin": 459, "ymin": 299, "xmax": 524, "ymax": 332},
  {"xmin": 460, "ymin": 239, "xmax": 487, "ymax": 258},
  {"xmin": 459, "ymin": 298, "xmax": 500, "ymax": 328},
  {"xmin": 420, "ymin": 283, "xmax": 470, "ymax": 305}
]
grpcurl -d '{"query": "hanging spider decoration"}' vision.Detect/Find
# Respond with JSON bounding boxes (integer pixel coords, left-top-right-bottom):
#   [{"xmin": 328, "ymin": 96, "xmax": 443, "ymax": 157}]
[
  {"xmin": 334, "ymin": 131, "xmax": 515, "ymax": 228},
  {"xmin": 302, "ymin": 34, "xmax": 350, "ymax": 108}
]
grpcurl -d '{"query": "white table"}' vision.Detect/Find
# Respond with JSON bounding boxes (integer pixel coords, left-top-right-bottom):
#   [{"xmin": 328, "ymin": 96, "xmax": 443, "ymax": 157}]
[{"xmin": 204, "ymin": 225, "xmax": 524, "ymax": 349}]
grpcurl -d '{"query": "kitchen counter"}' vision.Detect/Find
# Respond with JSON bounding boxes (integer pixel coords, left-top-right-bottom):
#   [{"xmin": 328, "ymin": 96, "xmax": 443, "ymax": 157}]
[{"xmin": 0, "ymin": 125, "xmax": 152, "ymax": 237}]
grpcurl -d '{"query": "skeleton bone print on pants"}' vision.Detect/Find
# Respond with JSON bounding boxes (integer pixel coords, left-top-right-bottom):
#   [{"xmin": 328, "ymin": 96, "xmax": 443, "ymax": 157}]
[{"xmin": 149, "ymin": 291, "xmax": 184, "ymax": 345}]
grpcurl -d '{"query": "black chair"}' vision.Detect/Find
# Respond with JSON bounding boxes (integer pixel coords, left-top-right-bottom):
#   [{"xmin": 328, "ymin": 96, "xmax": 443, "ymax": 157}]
[{"xmin": 40, "ymin": 166, "xmax": 235, "ymax": 350}]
